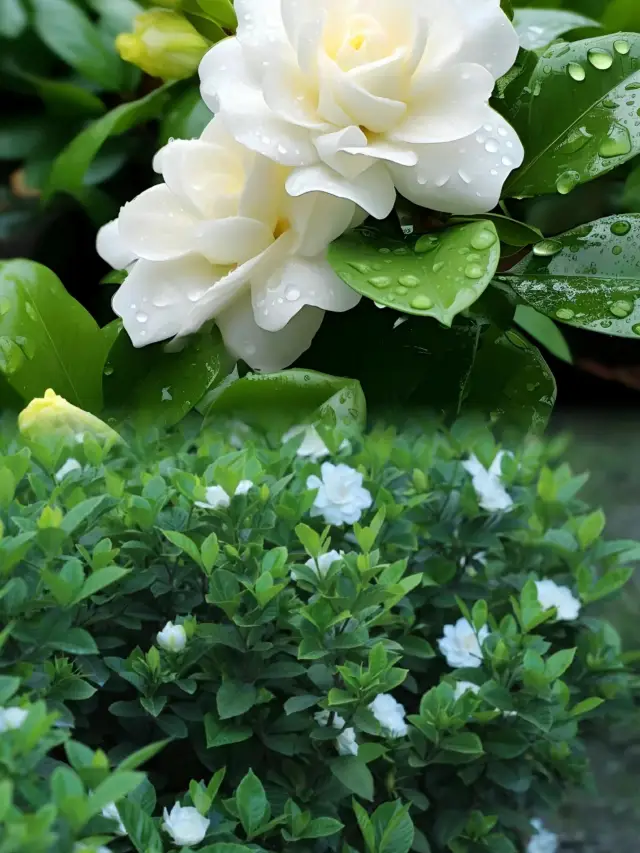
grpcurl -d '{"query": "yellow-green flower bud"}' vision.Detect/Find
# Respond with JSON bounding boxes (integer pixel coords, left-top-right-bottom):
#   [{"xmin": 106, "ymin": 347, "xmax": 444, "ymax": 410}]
[
  {"xmin": 116, "ymin": 10, "xmax": 209, "ymax": 80},
  {"xmin": 18, "ymin": 389, "xmax": 120, "ymax": 445}
]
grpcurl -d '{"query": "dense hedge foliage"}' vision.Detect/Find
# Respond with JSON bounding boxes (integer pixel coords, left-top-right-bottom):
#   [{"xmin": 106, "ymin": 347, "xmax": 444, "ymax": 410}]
[{"xmin": 1, "ymin": 418, "xmax": 639, "ymax": 853}]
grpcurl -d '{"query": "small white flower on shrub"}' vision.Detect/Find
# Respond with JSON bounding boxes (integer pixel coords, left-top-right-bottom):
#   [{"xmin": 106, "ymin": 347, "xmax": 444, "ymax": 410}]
[
  {"xmin": 307, "ymin": 462, "xmax": 373, "ymax": 526},
  {"xmin": 453, "ymin": 680, "xmax": 481, "ymax": 700},
  {"xmin": 535, "ymin": 580, "xmax": 581, "ymax": 622},
  {"xmin": 462, "ymin": 452, "xmax": 513, "ymax": 512},
  {"xmin": 336, "ymin": 726, "xmax": 359, "ymax": 756},
  {"xmin": 305, "ymin": 550, "xmax": 344, "ymax": 577},
  {"xmin": 156, "ymin": 621, "xmax": 187, "ymax": 652},
  {"xmin": 369, "ymin": 694, "xmax": 408, "ymax": 737},
  {"xmin": 438, "ymin": 618, "xmax": 489, "ymax": 668},
  {"xmin": 101, "ymin": 803, "xmax": 126, "ymax": 836},
  {"xmin": 199, "ymin": 0, "xmax": 523, "ymax": 219},
  {"xmin": 527, "ymin": 819, "xmax": 558, "ymax": 853},
  {"xmin": 55, "ymin": 458, "xmax": 82, "ymax": 482},
  {"xmin": 315, "ymin": 708, "xmax": 359, "ymax": 755},
  {"xmin": 195, "ymin": 479, "xmax": 254, "ymax": 510},
  {"xmin": 162, "ymin": 803, "xmax": 210, "ymax": 847},
  {"xmin": 0, "ymin": 706, "xmax": 28, "ymax": 732},
  {"xmin": 283, "ymin": 424, "xmax": 331, "ymax": 460}
]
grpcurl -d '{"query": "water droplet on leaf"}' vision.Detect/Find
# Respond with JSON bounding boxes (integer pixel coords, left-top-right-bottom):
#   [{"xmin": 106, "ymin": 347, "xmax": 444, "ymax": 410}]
[
  {"xmin": 611, "ymin": 220, "xmax": 631, "ymax": 236},
  {"xmin": 411, "ymin": 295, "xmax": 433, "ymax": 310},
  {"xmin": 568, "ymin": 62, "xmax": 586, "ymax": 81},
  {"xmin": 587, "ymin": 48, "xmax": 613, "ymax": 70},
  {"xmin": 464, "ymin": 264, "xmax": 484, "ymax": 280},
  {"xmin": 556, "ymin": 170, "xmax": 580, "ymax": 194},
  {"xmin": 556, "ymin": 308, "xmax": 575, "ymax": 320},
  {"xmin": 398, "ymin": 275, "xmax": 420, "ymax": 287},
  {"xmin": 414, "ymin": 235, "xmax": 439, "ymax": 253},
  {"xmin": 470, "ymin": 230, "xmax": 496, "ymax": 250},
  {"xmin": 610, "ymin": 299, "xmax": 633, "ymax": 318},
  {"xmin": 533, "ymin": 239, "xmax": 563, "ymax": 257},
  {"xmin": 368, "ymin": 276, "xmax": 392, "ymax": 288},
  {"xmin": 599, "ymin": 123, "xmax": 632, "ymax": 158},
  {"xmin": 614, "ymin": 39, "xmax": 630, "ymax": 55}
]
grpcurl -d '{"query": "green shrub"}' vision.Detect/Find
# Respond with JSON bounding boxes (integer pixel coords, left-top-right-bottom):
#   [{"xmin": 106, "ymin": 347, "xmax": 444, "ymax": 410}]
[{"xmin": 0, "ymin": 418, "xmax": 638, "ymax": 853}]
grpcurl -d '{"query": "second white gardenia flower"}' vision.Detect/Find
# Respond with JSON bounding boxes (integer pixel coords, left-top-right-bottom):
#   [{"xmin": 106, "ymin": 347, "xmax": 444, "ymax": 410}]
[
  {"xmin": 200, "ymin": 0, "xmax": 523, "ymax": 220},
  {"xmin": 102, "ymin": 803, "xmax": 126, "ymax": 836},
  {"xmin": 527, "ymin": 819, "xmax": 558, "ymax": 853},
  {"xmin": 438, "ymin": 618, "xmax": 489, "ymax": 668},
  {"xmin": 314, "ymin": 709, "xmax": 358, "ymax": 755},
  {"xmin": 55, "ymin": 458, "xmax": 82, "ymax": 482},
  {"xmin": 97, "ymin": 117, "xmax": 361, "ymax": 372},
  {"xmin": 463, "ymin": 451, "xmax": 513, "ymax": 513},
  {"xmin": 195, "ymin": 479, "xmax": 254, "ymax": 509},
  {"xmin": 369, "ymin": 694, "xmax": 408, "ymax": 737},
  {"xmin": 0, "ymin": 706, "xmax": 28, "ymax": 733},
  {"xmin": 535, "ymin": 580, "xmax": 581, "ymax": 622},
  {"xmin": 307, "ymin": 462, "xmax": 372, "ymax": 526},
  {"xmin": 157, "ymin": 621, "xmax": 187, "ymax": 652},
  {"xmin": 162, "ymin": 803, "xmax": 209, "ymax": 847}
]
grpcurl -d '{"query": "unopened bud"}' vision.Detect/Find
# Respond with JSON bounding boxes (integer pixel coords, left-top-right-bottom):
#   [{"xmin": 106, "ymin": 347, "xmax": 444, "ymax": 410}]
[{"xmin": 116, "ymin": 10, "xmax": 209, "ymax": 80}]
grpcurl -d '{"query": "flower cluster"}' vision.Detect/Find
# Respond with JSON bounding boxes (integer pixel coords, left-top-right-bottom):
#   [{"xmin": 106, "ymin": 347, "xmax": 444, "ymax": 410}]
[{"xmin": 98, "ymin": 0, "xmax": 522, "ymax": 370}]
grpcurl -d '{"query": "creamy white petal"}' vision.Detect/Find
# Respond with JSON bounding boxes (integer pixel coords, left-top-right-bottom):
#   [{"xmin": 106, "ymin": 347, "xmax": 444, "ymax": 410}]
[
  {"xmin": 286, "ymin": 163, "xmax": 395, "ymax": 220},
  {"xmin": 216, "ymin": 291, "xmax": 324, "ymax": 371},
  {"xmin": 196, "ymin": 217, "xmax": 275, "ymax": 265},
  {"xmin": 235, "ymin": 0, "xmax": 291, "ymax": 75},
  {"xmin": 315, "ymin": 127, "xmax": 372, "ymax": 180},
  {"xmin": 97, "ymin": 220, "xmax": 137, "ymax": 269},
  {"xmin": 389, "ymin": 108, "xmax": 524, "ymax": 214},
  {"xmin": 393, "ymin": 63, "xmax": 495, "ymax": 144},
  {"xmin": 112, "ymin": 256, "xmax": 220, "ymax": 347},
  {"xmin": 287, "ymin": 191, "xmax": 357, "ymax": 257},
  {"xmin": 329, "ymin": 62, "xmax": 407, "ymax": 134},
  {"xmin": 451, "ymin": 0, "xmax": 520, "ymax": 79},
  {"xmin": 252, "ymin": 255, "xmax": 360, "ymax": 331},
  {"xmin": 239, "ymin": 155, "xmax": 287, "ymax": 232},
  {"xmin": 118, "ymin": 185, "xmax": 198, "ymax": 261}
]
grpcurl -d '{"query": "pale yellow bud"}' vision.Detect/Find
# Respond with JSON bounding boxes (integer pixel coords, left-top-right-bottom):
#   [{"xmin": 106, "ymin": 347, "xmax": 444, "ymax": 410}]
[
  {"xmin": 116, "ymin": 10, "xmax": 209, "ymax": 80},
  {"xmin": 18, "ymin": 389, "xmax": 120, "ymax": 445}
]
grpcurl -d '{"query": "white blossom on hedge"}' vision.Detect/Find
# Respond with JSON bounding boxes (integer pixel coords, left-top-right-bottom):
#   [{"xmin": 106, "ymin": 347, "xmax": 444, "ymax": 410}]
[
  {"xmin": 535, "ymin": 580, "xmax": 581, "ymax": 622},
  {"xmin": 453, "ymin": 680, "xmax": 481, "ymax": 700},
  {"xmin": 307, "ymin": 462, "xmax": 372, "ymax": 526},
  {"xmin": 55, "ymin": 458, "xmax": 83, "ymax": 482},
  {"xmin": 199, "ymin": 0, "xmax": 523, "ymax": 220},
  {"xmin": 369, "ymin": 693, "xmax": 408, "ymax": 737},
  {"xmin": 462, "ymin": 451, "xmax": 513, "ymax": 513},
  {"xmin": 438, "ymin": 618, "xmax": 489, "ymax": 668},
  {"xmin": 315, "ymin": 709, "xmax": 346, "ymax": 728},
  {"xmin": 97, "ymin": 118, "xmax": 361, "ymax": 372},
  {"xmin": 195, "ymin": 479, "xmax": 254, "ymax": 510},
  {"xmin": 314, "ymin": 709, "xmax": 358, "ymax": 755},
  {"xmin": 305, "ymin": 549, "xmax": 343, "ymax": 577},
  {"xmin": 162, "ymin": 803, "xmax": 209, "ymax": 847},
  {"xmin": 101, "ymin": 803, "xmax": 126, "ymax": 836},
  {"xmin": 0, "ymin": 706, "xmax": 28, "ymax": 732},
  {"xmin": 156, "ymin": 621, "xmax": 187, "ymax": 652},
  {"xmin": 527, "ymin": 819, "xmax": 558, "ymax": 853},
  {"xmin": 283, "ymin": 424, "xmax": 331, "ymax": 460}
]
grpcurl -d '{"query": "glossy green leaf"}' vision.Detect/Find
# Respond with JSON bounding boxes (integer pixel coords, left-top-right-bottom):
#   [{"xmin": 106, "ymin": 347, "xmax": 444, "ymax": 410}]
[
  {"xmin": 195, "ymin": 0, "xmax": 238, "ymax": 29},
  {"xmin": 0, "ymin": 118, "xmax": 56, "ymax": 161},
  {"xmin": 514, "ymin": 9, "xmax": 601, "ymax": 51},
  {"xmin": 451, "ymin": 214, "xmax": 542, "ymax": 248},
  {"xmin": 159, "ymin": 85, "xmax": 212, "ymax": 146},
  {"xmin": 236, "ymin": 770, "xmax": 267, "ymax": 836},
  {"xmin": 0, "ymin": 0, "xmax": 28, "ymax": 38},
  {"xmin": 118, "ymin": 799, "xmax": 163, "ymax": 853},
  {"xmin": 328, "ymin": 223, "xmax": 500, "ymax": 325},
  {"xmin": 515, "ymin": 305, "xmax": 573, "ymax": 363},
  {"xmin": 87, "ymin": 0, "xmax": 143, "ymax": 35},
  {"xmin": 103, "ymin": 325, "xmax": 234, "ymax": 427},
  {"xmin": 602, "ymin": 0, "xmax": 640, "ymax": 33},
  {"xmin": 31, "ymin": 0, "xmax": 126, "ymax": 91},
  {"xmin": 46, "ymin": 83, "xmax": 176, "ymax": 203},
  {"xmin": 204, "ymin": 368, "xmax": 366, "ymax": 433},
  {"xmin": 0, "ymin": 260, "xmax": 106, "ymax": 410},
  {"xmin": 330, "ymin": 757, "xmax": 374, "ymax": 801},
  {"xmin": 498, "ymin": 215, "xmax": 640, "ymax": 338},
  {"xmin": 13, "ymin": 69, "xmax": 106, "ymax": 119},
  {"xmin": 504, "ymin": 34, "xmax": 640, "ymax": 198}
]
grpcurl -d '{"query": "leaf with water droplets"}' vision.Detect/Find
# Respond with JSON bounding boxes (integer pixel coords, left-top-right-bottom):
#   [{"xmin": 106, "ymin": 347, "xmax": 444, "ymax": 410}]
[
  {"xmin": 327, "ymin": 222, "xmax": 500, "ymax": 327},
  {"xmin": 514, "ymin": 9, "xmax": 601, "ymax": 52},
  {"xmin": 502, "ymin": 34, "xmax": 640, "ymax": 198},
  {"xmin": 203, "ymin": 369, "xmax": 366, "ymax": 434},
  {"xmin": 103, "ymin": 324, "xmax": 235, "ymax": 428},
  {"xmin": 0, "ymin": 260, "xmax": 106, "ymax": 409},
  {"xmin": 497, "ymin": 215, "xmax": 640, "ymax": 338}
]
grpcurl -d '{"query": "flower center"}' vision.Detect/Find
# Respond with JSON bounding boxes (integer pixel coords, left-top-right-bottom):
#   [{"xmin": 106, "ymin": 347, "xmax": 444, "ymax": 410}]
[
  {"xmin": 274, "ymin": 217, "xmax": 290, "ymax": 239},
  {"xmin": 349, "ymin": 33, "xmax": 366, "ymax": 51}
]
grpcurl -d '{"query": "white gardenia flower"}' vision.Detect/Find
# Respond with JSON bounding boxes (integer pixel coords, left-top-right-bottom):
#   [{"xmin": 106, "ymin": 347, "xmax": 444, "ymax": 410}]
[
  {"xmin": 315, "ymin": 709, "xmax": 347, "ymax": 728},
  {"xmin": 453, "ymin": 680, "xmax": 481, "ymax": 700},
  {"xmin": 462, "ymin": 451, "xmax": 513, "ymax": 513},
  {"xmin": 438, "ymin": 618, "xmax": 489, "ymax": 668},
  {"xmin": 336, "ymin": 726, "xmax": 359, "ymax": 756},
  {"xmin": 97, "ymin": 117, "xmax": 361, "ymax": 372},
  {"xmin": 55, "ymin": 458, "xmax": 82, "ymax": 482},
  {"xmin": 162, "ymin": 803, "xmax": 210, "ymax": 847},
  {"xmin": 305, "ymin": 549, "xmax": 343, "ymax": 577},
  {"xmin": 527, "ymin": 819, "xmax": 558, "ymax": 853},
  {"xmin": 535, "ymin": 580, "xmax": 581, "ymax": 622},
  {"xmin": 102, "ymin": 803, "xmax": 126, "ymax": 836},
  {"xmin": 156, "ymin": 621, "xmax": 187, "ymax": 652},
  {"xmin": 199, "ymin": 0, "xmax": 523, "ymax": 220},
  {"xmin": 0, "ymin": 706, "xmax": 29, "ymax": 732},
  {"xmin": 195, "ymin": 479, "xmax": 254, "ymax": 509},
  {"xmin": 307, "ymin": 462, "xmax": 372, "ymax": 526},
  {"xmin": 369, "ymin": 693, "xmax": 408, "ymax": 737},
  {"xmin": 283, "ymin": 424, "xmax": 331, "ymax": 460}
]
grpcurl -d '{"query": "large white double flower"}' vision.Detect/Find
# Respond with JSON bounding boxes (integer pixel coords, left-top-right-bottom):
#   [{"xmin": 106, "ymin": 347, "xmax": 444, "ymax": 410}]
[
  {"xmin": 199, "ymin": 0, "xmax": 524, "ymax": 219},
  {"xmin": 97, "ymin": 118, "xmax": 361, "ymax": 371}
]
